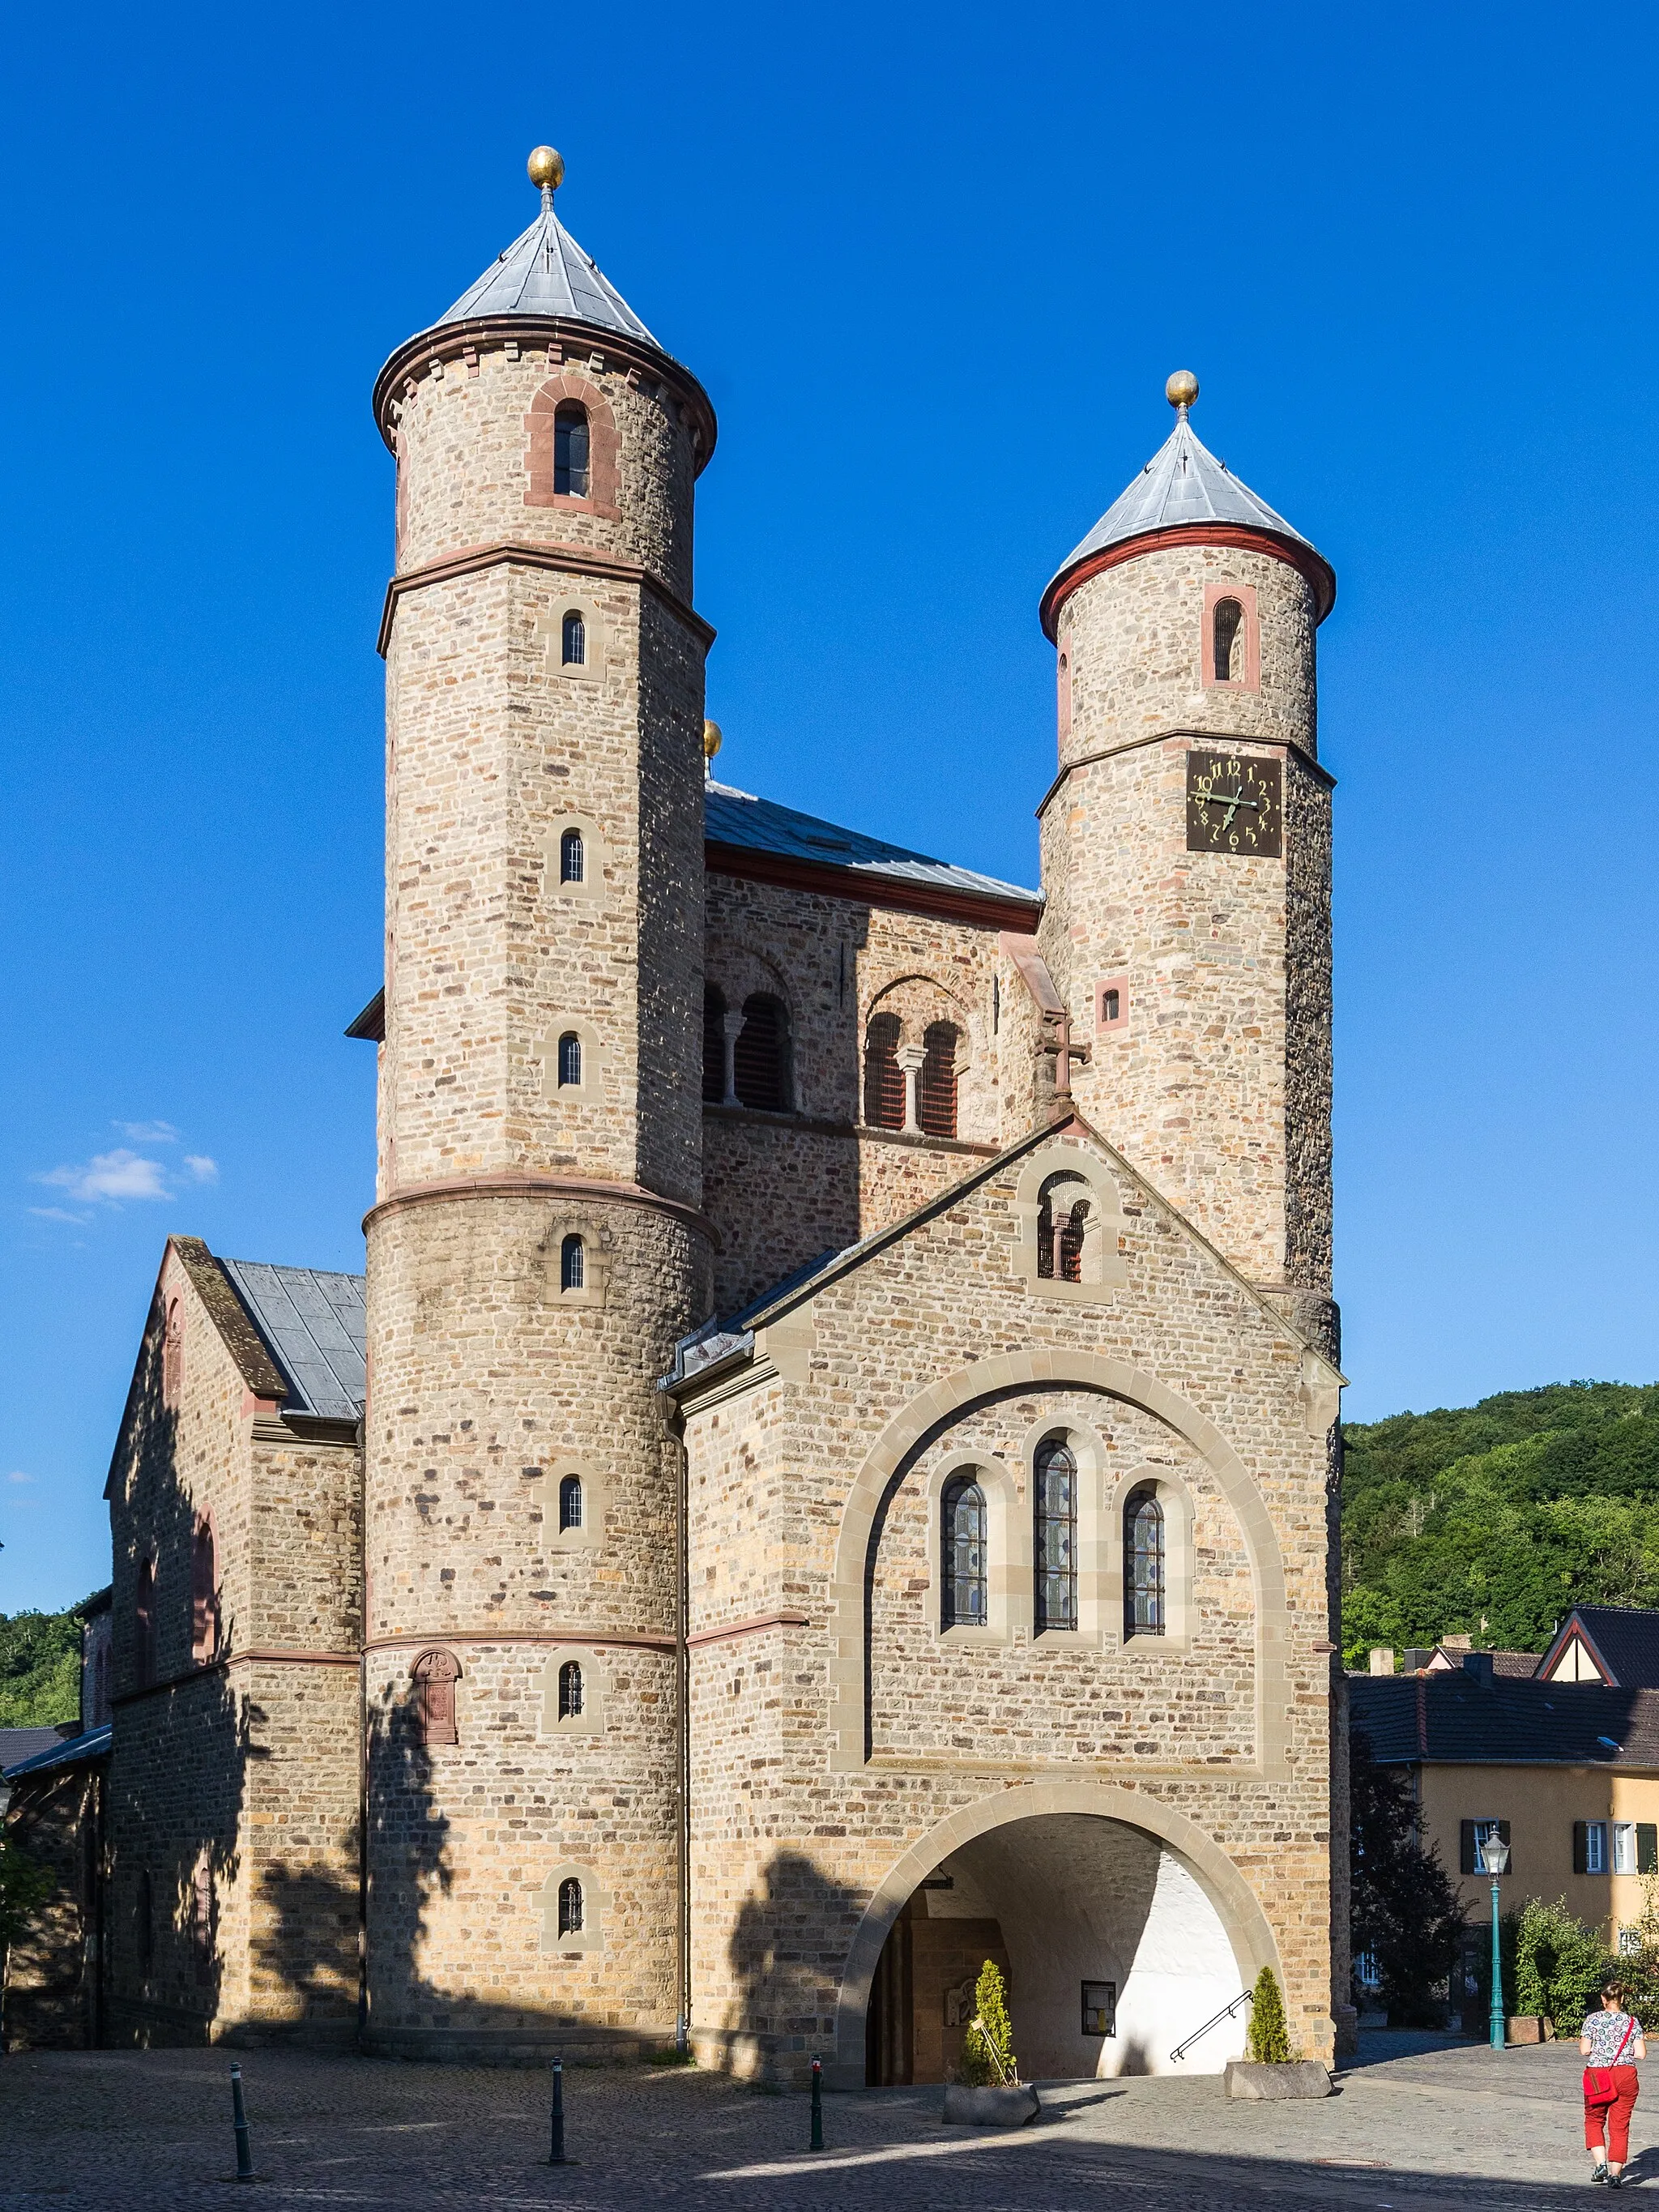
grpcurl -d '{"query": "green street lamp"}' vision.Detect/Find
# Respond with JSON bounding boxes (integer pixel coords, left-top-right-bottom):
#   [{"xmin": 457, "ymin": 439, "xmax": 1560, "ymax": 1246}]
[{"xmin": 1482, "ymin": 1832, "xmax": 1511, "ymax": 2049}]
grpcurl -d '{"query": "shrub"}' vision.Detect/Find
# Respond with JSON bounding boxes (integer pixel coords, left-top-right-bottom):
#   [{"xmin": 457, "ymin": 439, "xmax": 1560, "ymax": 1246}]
[
  {"xmin": 1245, "ymin": 1965, "xmax": 1292, "ymax": 2063},
  {"xmin": 0, "ymin": 1841, "xmax": 53, "ymax": 1966},
  {"xmin": 960, "ymin": 1959, "xmax": 1019, "ymax": 2086},
  {"xmin": 1512, "ymin": 1897, "xmax": 1608, "ymax": 2029}
]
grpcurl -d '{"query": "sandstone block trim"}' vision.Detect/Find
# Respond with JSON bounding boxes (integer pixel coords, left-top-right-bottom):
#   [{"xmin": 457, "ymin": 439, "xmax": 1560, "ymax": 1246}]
[
  {"xmin": 376, "ymin": 539, "xmax": 716, "ymax": 658},
  {"xmin": 685, "ymin": 1608, "xmax": 809, "ymax": 1650},
  {"xmin": 363, "ymin": 1173, "xmax": 719, "ymax": 1248}
]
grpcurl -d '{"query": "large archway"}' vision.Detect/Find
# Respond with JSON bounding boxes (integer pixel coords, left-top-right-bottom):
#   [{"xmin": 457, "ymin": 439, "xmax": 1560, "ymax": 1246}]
[{"xmin": 836, "ymin": 1783, "xmax": 1281, "ymax": 2086}]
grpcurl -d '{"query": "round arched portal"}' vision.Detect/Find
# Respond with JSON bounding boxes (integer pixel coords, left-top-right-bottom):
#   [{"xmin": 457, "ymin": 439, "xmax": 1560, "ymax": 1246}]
[{"xmin": 836, "ymin": 1783, "xmax": 1282, "ymax": 2087}]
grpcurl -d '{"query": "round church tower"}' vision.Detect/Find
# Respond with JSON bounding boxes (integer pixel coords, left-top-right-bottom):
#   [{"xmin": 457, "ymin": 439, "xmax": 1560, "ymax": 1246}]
[
  {"xmin": 1037, "ymin": 374, "xmax": 1337, "ymax": 1330},
  {"xmin": 360, "ymin": 148, "xmax": 717, "ymax": 2057}
]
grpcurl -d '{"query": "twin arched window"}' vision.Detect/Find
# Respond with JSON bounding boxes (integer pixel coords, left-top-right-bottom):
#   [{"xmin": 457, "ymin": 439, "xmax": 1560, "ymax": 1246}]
[
  {"xmin": 557, "ymin": 1877, "xmax": 584, "ymax": 1936},
  {"xmin": 940, "ymin": 1472, "xmax": 987, "ymax": 1629},
  {"xmin": 553, "ymin": 403, "xmax": 590, "ymax": 497},
  {"xmin": 918, "ymin": 1022, "xmax": 961, "ymax": 1138},
  {"xmin": 1212, "ymin": 597, "xmax": 1243, "ymax": 684},
  {"xmin": 1124, "ymin": 1484, "xmax": 1166, "ymax": 1636},
  {"xmin": 557, "ymin": 1032, "xmax": 582, "ymax": 1087},
  {"xmin": 864, "ymin": 1014, "xmax": 961, "ymax": 1135},
  {"xmin": 1033, "ymin": 1439, "xmax": 1077, "ymax": 1633},
  {"xmin": 1036, "ymin": 1176, "xmax": 1090, "ymax": 1283},
  {"xmin": 558, "ymin": 1659, "xmax": 583, "ymax": 1719},
  {"xmin": 560, "ymin": 1235, "xmax": 585, "ymax": 1293},
  {"xmin": 864, "ymin": 1012, "xmax": 905, "ymax": 1129}
]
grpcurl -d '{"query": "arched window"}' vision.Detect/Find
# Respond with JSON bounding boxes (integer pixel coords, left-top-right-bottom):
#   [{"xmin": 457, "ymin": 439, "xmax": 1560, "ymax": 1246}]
[
  {"xmin": 1037, "ymin": 1176, "xmax": 1090, "ymax": 1283},
  {"xmin": 560, "ymin": 827, "xmax": 585, "ymax": 882},
  {"xmin": 864, "ymin": 1012, "xmax": 905, "ymax": 1129},
  {"xmin": 135, "ymin": 1559, "xmax": 156, "ymax": 1689},
  {"xmin": 919, "ymin": 1021, "xmax": 960, "ymax": 1138},
  {"xmin": 560, "ymin": 1234, "xmax": 585, "ymax": 1292},
  {"xmin": 1034, "ymin": 1439, "xmax": 1077, "ymax": 1633},
  {"xmin": 553, "ymin": 403, "xmax": 590, "ymax": 497},
  {"xmin": 162, "ymin": 1296, "xmax": 183, "ymax": 1405},
  {"xmin": 561, "ymin": 609, "xmax": 586, "ymax": 667},
  {"xmin": 1102, "ymin": 988, "xmax": 1120, "ymax": 1024},
  {"xmin": 1124, "ymin": 1485, "xmax": 1166, "ymax": 1638},
  {"xmin": 191, "ymin": 1518, "xmax": 218, "ymax": 1664},
  {"xmin": 940, "ymin": 1472, "xmax": 987, "ymax": 1629},
  {"xmin": 135, "ymin": 1868, "xmax": 154, "ymax": 1974},
  {"xmin": 412, "ymin": 1647, "xmax": 461, "ymax": 1745},
  {"xmin": 733, "ymin": 993, "xmax": 788, "ymax": 1112},
  {"xmin": 702, "ymin": 985, "xmax": 727, "ymax": 1104},
  {"xmin": 1213, "ymin": 597, "xmax": 1243, "ymax": 683},
  {"xmin": 191, "ymin": 1850, "xmax": 215, "ymax": 1984},
  {"xmin": 557, "ymin": 1031, "xmax": 582, "ymax": 1087},
  {"xmin": 558, "ymin": 1877, "xmax": 584, "ymax": 1936},
  {"xmin": 558, "ymin": 1472, "xmax": 583, "ymax": 1531},
  {"xmin": 558, "ymin": 1659, "xmax": 584, "ymax": 1719}
]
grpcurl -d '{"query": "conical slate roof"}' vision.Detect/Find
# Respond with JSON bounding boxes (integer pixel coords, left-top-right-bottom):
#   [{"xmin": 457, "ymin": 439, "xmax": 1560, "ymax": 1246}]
[
  {"xmin": 1043, "ymin": 395, "xmax": 1333, "ymax": 627},
  {"xmin": 435, "ymin": 195, "xmax": 661, "ymax": 350}
]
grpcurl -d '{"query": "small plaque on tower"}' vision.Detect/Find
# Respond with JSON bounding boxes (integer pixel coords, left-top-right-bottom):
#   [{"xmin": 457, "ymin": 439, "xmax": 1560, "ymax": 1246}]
[{"xmin": 1185, "ymin": 751, "xmax": 1283, "ymax": 857}]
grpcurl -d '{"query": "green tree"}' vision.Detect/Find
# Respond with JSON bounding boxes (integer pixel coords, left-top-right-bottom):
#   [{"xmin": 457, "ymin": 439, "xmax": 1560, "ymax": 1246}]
[
  {"xmin": 0, "ymin": 1600, "xmax": 95, "ymax": 1727},
  {"xmin": 1244, "ymin": 1966, "xmax": 1291, "ymax": 2063},
  {"xmin": 960, "ymin": 1959, "xmax": 1019, "ymax": 2086},
  {"xmin": 1350, "ymin": 1729, "xmax": 1467, "ymax": 2026},
  {"xmin": 0, "ymin": 1842, "xmax": 53, "ymax": 1973}
]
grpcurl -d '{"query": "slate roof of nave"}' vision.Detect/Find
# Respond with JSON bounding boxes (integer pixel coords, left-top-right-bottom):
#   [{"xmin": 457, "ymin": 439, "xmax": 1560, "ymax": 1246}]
[
  {"xmin": 218, "ymin": 1259, "xmax": 367, "ymax": 1423},
  {"xmin": 705, "ymin": 781, "xmax": 1038, "ymax": 909}
]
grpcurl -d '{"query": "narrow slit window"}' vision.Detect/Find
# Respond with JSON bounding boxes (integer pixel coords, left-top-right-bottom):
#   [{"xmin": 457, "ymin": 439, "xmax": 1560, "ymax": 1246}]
[
  {"xmin": 557, "ymin": 1032, "xmax": 582, "ymax": 1087},
  {"xmin": 560, "ymin": 828, "xmax": 585, "ymax": 882},
  {"xmin": 733, "ymin": 993, "xmax": 789, "ymax": 1112},
  {"xmin": 553, "ymin": 403, "xmax": 590, "ymax": 497},
  {"xmin": 702, "ymin": 986, "xmax": 727, "ymax": 1104},
  {"xmin": 1102, "ymin": 989, "xmax": 1120, "ymax": 1023},
  {"xmin": 1124, "ymin": 1485, "xmax": 1166, "ymax": 1637},
  {"xmin": 135, "ymin": 1560, "xmax": 156, "ymax": 1689},
  {"xmin": 1213, "ymin": 597, "xmax": 1243, "ymax": 683},
  {"xmin": 163, "ymin": 1296, "xmax": 183, "ymax": 1404},
  {"xmin": 864, "ymin": 1012, "xmax": 906, "ymax": 1129},
  {"xmin": 1034, "ymin": 1438, "xmax": 1077, "ymax": 1633},
  {"xmin": 558, "ymin": 1473, "xmax": 583, "ymax": 1531},
  {"xmin": 557, "ymin": 1877, "xmax": 584, "ymax": 1936},
  {"xmin": 561, "ymin": 610, "xmax": 586, "ymax": 667},
  {"xmin": 941, "ymin": 1472, "xmax": 987, "ymax": 1629},
  {"xmin": 560, "ymin": 1235, "xmax": 585, "ymax": 1292},
  {"xmin": 558, "ymin": 1659, "xmax": 584, "ymax": 1719},
  {"xmin": 919, "ymin": 1021, "xmax": 960, "ymax": 1139},
  {"xmin": 191, "ymin": 1518, "xmax": 218, "ymax": 1664}
]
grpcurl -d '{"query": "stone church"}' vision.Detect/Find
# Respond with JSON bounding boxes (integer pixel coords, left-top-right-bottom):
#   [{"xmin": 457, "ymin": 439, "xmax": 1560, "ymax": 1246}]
[{"xmin": 92, "ymin": 147, "xmax": 1349, "ymax": 2082}]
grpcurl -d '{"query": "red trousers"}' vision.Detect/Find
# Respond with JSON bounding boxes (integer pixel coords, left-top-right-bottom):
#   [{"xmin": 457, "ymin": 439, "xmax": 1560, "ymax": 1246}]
[{"xmin": 1585, "ymin": 2068, "xmax": 1640, "ymax": 2163}]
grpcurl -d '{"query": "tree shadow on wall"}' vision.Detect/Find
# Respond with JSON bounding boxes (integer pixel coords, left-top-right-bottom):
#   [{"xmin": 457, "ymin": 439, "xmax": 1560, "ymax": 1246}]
[
  {"xmin": 361, "ymin": 1681, "xmax": 454, "ymax": 2040},
  {"xmin": 724, "ymin": 1847, "xmax": 870, "ymax": 2084}
]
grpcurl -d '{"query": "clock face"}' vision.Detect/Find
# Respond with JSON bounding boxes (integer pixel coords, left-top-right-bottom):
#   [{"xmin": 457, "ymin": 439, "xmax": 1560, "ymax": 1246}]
[{"xmin": 1185, "ymin": 751, "xmax": 1283, "ymax": 857}]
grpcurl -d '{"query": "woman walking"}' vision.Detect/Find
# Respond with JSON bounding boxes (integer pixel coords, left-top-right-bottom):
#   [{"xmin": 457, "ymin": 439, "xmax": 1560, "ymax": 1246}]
[{"xmin": 1582, "ymin": 1979, "xmax": 1645, "ymax": 2186}]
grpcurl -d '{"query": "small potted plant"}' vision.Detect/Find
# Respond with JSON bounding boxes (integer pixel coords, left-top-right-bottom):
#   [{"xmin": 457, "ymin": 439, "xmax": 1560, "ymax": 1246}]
[
  {"xmin": 1223, "ymin": 1966, "xmax": 1333, "ymax": 2099},
  {"xmin": 942, "ymin": 1962, "xmax": 1040, "ymax": 2126}
]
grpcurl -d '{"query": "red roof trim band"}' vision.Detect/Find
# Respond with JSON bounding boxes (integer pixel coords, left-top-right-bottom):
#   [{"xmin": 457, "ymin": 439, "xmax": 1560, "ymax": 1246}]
[{"xmin": 1040, "ymin": 522, "xmax": 1337, "ymax": 639}]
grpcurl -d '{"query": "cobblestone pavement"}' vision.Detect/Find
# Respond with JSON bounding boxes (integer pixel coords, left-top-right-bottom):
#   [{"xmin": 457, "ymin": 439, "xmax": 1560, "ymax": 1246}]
[{"xmin": 0, "ymin": 2034, "xmax": 1648, "ymax": 2210}]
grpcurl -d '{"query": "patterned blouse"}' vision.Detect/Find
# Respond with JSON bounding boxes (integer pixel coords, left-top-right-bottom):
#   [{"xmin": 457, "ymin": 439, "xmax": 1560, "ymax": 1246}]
[{"xmin": 1584, "ymin": 2010, "xmax": 1643, "ymax": 2065}]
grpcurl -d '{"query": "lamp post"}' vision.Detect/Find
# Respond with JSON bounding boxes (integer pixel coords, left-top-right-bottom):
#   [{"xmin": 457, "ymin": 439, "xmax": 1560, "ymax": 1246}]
[{"xmin": 1482, "ymin": 1833, "xmax": 1511, "ymax": 2049}]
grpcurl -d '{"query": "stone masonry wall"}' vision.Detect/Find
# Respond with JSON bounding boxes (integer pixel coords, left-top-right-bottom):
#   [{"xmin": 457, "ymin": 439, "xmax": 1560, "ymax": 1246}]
[{"xmin": 679, "ymin": 1130, "xmax": 1337, "ymax": 2082}]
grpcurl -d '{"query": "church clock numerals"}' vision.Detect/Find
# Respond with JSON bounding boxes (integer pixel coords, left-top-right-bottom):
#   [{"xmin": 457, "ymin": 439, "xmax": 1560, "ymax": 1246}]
[{"xmin": 1185, "ymin": 751, "xmax": 1283, "ymax": 857}]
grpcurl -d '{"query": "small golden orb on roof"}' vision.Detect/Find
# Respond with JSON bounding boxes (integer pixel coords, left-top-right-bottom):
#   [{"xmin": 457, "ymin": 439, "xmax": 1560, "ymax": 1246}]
[
  {"xmin": 702, "ymin": 719, "xmax": 723, "ymax": 762},
  {"xmin": 527, "ymin": 146, "xmax": 565, "ymax": 192},
  {"xmin": 1166, "ymin": 369, "xmax": 1199, "ymax": 410}
]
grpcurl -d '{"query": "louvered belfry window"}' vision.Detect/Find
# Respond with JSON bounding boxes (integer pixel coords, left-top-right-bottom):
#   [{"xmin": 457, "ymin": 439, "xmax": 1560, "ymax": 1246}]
[
  {"xmin": 864, "ymin": 1013, "xmax": 906, "ymax": 1129},
  {"xmin": 1034, "ymin": 1438, "xmax": 1077, "ymax": 1632},
  {"xmin": 702, "ymin": 986, "xmax": 727, "ymax": 1104},
  {"xmin": 733, "ymin": 993, "xmax": 788, "ymax": 1112},
  {"xmin": 554, "ymin": 403, "xmax": 590, "ymax": 496},
  {"xmin": 1213, "ymin": 596, "xmax": 1243, "ymax": 682},
  {"xmin": 919, "ymin": 1022, "xmax": 960, "ymax": 1138}
]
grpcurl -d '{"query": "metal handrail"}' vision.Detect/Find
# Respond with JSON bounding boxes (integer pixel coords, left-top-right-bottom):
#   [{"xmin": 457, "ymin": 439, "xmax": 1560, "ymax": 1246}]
[{"xmin": 1169, "ymin": 1988, "xmax": 1253, "ymax": 2064}]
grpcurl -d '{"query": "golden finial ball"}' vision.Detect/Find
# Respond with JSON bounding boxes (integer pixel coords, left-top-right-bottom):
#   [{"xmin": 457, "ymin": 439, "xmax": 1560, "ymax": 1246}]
[
  {"xmin": 527, "ymin": 146, "xmax": 565, "ymax": 192},
  {"xmin": 1166, "ymin": 369, "xmax": 1199, "ymax": 409},
  {"xmin": 702, "ymin": 719, "xmax": 723, "ymax": 762}
]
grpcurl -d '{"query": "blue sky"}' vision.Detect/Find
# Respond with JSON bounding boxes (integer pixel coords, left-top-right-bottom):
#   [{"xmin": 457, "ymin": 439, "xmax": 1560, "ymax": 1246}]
[{"xmin": 2, "ymin": 2, "xmax": 1656, "ymax": 1612}]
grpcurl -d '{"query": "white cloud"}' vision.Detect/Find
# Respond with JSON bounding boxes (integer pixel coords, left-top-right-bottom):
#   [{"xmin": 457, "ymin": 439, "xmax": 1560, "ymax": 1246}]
[
  {"xmin": 28, "ymin": 1205, "xmax": 89, "ymax": 1223},
  {"xmin": 183, "ymin": 1155, "xmax": 219, "ymax": 1184},
  {"xmin": 6, "ymin": 1471, "xmax": 36, "ymax": 1485},
  {"xmin": 38, "ymin": 1149, "xmax": 170, "ymax": 1203},
  {"xmin": 116, "ymin": 1120, "xmax": 178, "ymax": 1144}
]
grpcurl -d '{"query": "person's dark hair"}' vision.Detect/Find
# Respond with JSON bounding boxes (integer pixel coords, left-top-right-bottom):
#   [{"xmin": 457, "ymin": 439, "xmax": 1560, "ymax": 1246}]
[{"xmin": 1602, "ymin": 1979, "xmax": 1631, "ymax": 2009}]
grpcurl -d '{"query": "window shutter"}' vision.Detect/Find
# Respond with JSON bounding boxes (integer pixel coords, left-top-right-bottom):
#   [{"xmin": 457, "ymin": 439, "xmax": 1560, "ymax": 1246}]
[
  {"xmin": 1461, "ymin": 1820, "xmax": 1477, "ymax": 1876},
  {"xmin": 1639, "ymin": 1825, "xmax": 1658, "ymax": 1876},
  {"xmin": 1575, "ymin": 1821, "xmax": 1589, "ymax": 1876}
]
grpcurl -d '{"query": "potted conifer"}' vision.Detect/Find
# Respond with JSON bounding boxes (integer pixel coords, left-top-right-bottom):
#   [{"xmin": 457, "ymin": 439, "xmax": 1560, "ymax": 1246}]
[
  {"xmin": 942, "ymin": 1961, "xmax": 1040, "ymax": 2125},
  {"xmin": 1223, "ymin": 1966, "xmax": 1333, "ymax": 2099}
]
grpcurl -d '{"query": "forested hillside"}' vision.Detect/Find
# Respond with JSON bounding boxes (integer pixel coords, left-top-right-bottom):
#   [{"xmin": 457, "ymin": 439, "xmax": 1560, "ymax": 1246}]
[
  {"xmin": 1341, "ymin": 1382, "xmax": 1659, "ymax": 1668},
  {"xmin": 0, "ymin": 1603, "xmax": 87, "ymax": 1726}
]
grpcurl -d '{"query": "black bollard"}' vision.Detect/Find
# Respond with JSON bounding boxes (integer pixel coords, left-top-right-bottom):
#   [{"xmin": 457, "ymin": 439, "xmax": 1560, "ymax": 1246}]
[
  {"xmin": 809, "ymin": 2056, "xmax": 824, "ymax": 2152},
  {"xmin": 548, "ymin": 2055, "xmax": 566, "ymax": 2166},
  {"xmin": 229, "ymin": 2062, "xmax": 254, "ymax": 2183}
]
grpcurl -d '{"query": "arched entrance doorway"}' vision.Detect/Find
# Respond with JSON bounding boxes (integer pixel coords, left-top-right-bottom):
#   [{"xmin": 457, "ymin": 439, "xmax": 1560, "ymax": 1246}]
[{"xmin": 846, "ymin": 1789, "xmax": 1280, "ymax": 2085}]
